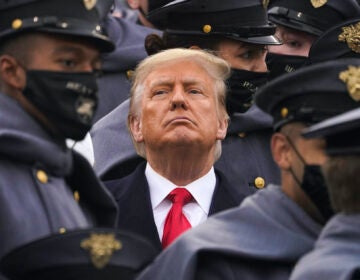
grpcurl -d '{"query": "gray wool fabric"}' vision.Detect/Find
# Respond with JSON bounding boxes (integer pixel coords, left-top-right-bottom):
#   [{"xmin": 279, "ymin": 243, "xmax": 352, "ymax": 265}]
[
  {"xmin": 137, "ymin": 184, "xmax": 322, "ymax": 280},
  {"xmin": 0, "ymin": 93, "xmax": 117, "ymax": 259},
  {"xmin": 290, "ymin": 213, "xmax": 360, "ymax": 280}
]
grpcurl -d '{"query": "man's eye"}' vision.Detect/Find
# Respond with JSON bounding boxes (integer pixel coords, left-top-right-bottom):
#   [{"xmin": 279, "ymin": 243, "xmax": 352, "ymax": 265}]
[
  {"xmin": 154, "ymin": 90, "xmax": 168, "ymax": 95},
  {"xmin": 286, "ymin": 40, "xmax": 301, "ymax": 48},
  {"xmin": 189, "ymin": 89, "xmax": 201, "ymax": 94},
  {"xmin": 239, "ymin": 51, "xmax": 251, "ymax": 59},
  {"xmin": 60, "ymin": 59, "xmax": 76, "ymax": 68}
]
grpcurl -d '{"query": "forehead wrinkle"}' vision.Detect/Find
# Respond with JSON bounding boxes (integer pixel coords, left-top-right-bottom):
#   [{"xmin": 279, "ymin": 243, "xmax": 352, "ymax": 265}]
[{"xmin": 147, "ymin": 75, "xmax": 208, "ymax": 89}]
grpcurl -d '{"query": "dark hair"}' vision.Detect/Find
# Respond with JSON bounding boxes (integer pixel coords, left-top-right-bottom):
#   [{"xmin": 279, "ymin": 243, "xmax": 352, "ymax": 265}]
[
  {"xmin": 145, "ymin": 32, "xmax": 222, "ymax": 55},
  {"xmin": 0, "ymin": 32, "xmax": 37, "ymax": 64},
  {"xmin": 323, "ymin": 155, "xmax": 360, "ymax": 214}
]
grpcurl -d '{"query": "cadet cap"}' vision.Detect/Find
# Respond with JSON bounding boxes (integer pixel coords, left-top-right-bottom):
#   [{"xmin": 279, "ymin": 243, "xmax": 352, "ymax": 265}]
[
  {"xmin": 147, "ymin": 0, "xmax": 281, "ymax": 45},
  {"xmin": 0, "ymin": 228, "xmax": 157, "ymax": 280},
  {"xmin": 255, "ymin": 58, "xmax": 360, "ymax": 131},
  {"xmin": 302, "ymin": 107, "xmax": 360, "ymax": 155},
  {"xmin": 0, "ymin": 0, "xmax": 115, "ymax": 52},
  {"xmin": 307, "ymin": 17, "xmax": 360, "ymax": 65},
  {"xmin": 268, "ymin": 0, "xmax": 360, "ymax": 36}
]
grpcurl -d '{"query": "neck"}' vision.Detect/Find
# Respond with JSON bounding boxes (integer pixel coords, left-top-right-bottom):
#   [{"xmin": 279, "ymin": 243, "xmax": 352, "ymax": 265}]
[
  {"xmin": 137, "ymin": 9, "xmax": 155, "ymax": 28},
  {"xmin": 146, "ymin": 146, "xmax": 215, "ymax": 186},
  {"xmin": 4, "ymin": 87, "xmax": 65, "ymax": 145}
]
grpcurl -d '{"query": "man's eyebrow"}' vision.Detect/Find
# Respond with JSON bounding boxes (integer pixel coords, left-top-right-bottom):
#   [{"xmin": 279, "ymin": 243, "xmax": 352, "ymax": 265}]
[
  {"xmin": 149, "ymin": 78, "xmax": 174, "ymax": 88},
  {"xmin": 149, "ymin": 77, "xmax": 206, "ymax": 87},
  {"xmin": 51, "ymin": 45, "xmax": 101, "ymax": 64},
  {"xmin": 52, "ymin": 46, "xmax": 83, "ymax": 55}
]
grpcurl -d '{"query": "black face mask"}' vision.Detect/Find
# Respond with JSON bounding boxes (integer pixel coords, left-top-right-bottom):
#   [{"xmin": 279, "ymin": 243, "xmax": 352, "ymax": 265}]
[
  {"xmin": 286, "ymin": 136, "xmax": 334, "ymax": 222},
  {"xmin": 23, "ymin": 70, "xmax": 99, "ymax": 141},
  {"xmin": 266, "ymin": 53, "xmax": 307, "ymax": 81},
  {"xmin": 226, "ymin": 69, "xmax": 269, "ymax": 115}
]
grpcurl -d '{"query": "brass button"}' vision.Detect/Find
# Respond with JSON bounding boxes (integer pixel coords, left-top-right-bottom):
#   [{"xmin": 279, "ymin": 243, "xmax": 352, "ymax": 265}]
[
  {"xmin": 238, "ymin": 132, "xmax": 246, "ymax": 138},
  {"xmin": 74, "ymin": 191, "xmax": 80, "ymax": 202},
  {"xmin": 281, "ymin": 107, "xmax": 288, "ymax": 118},
  {"xmin": 12, "ymin": 19, "xmax": 22, "ymax": 30},
  {"xmin": 59, "ymin": 227, "xmax": 67, "ymax": 234},
  {"xmin": 254, "ymin": 177, "xmax": 265, "ymax": 189},
  {"xmin": 203, "ymin": 24, "xmax": 212, "ymax": 33},
  {"xmin": 126, "ymin": 70, "xmax": 134, "ymax": 80},
  {"xmin": 36, "ymin": 170, "xmax": 48, "ymax": 184}
]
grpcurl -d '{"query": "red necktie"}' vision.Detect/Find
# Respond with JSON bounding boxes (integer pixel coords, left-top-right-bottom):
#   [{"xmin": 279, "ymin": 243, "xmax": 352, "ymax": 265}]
[{"xmin": 162, "ymin": 188, "xmax": 193, "ymax": 248}]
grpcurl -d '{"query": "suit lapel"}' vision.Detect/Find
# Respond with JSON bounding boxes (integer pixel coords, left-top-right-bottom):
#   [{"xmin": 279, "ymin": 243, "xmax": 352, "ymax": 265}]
[
  {"xmin": 111, "ymin": 163, "xmax": 162, "ymax": 252},
  {"xmin": 209, "ymin": 170, "xmax": 245, "ymax": 215}
]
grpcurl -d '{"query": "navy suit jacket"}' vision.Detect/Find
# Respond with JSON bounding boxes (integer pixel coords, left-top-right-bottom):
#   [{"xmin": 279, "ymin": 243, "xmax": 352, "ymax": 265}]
[{"xmin": 105, "ymin": 162, "xmax": 245, "ymax": 253}]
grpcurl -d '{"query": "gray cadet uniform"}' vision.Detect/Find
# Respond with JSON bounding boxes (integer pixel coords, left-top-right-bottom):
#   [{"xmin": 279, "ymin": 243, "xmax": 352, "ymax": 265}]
[
  {"xmin": 137, "ymin": 184, "xmax": 321, "ymax": 280},
  {"xmin": 291, "ymin": 213, "xmax": 360, "ymax": 280},
  {"xmin": 94, "ymin": 13, "xmax": 161, "ymax": 121},
  {"xmin": 0, "ymin": 0, "xmax": 117, "ymax": 260},
  {"xmin": 136, "ymin": 58, "xmax": 360, "ymax": 280},
  {"xmin": 290, "ymin": 108, "xmax": 360, "ymax": 280}
]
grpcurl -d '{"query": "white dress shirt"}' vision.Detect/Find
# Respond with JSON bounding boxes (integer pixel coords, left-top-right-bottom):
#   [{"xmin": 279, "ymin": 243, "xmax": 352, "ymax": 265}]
[{"xmin": 145, "ymin": 163, "xmax": 216, "ymax": 239}]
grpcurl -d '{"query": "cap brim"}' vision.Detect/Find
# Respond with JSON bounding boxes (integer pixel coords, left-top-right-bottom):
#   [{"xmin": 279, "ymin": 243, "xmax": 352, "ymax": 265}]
[
  {"xmin": 228, "ymin": 34, "xmax": 281, "ymax": 45},
  {"xmin": 269, "ymin": 17, "xmax": 322, "ymax": 37},
  {"xmin": 302, "ymin": 108, "xmax": 360, "ymax": 139},
  {"xmin": 0, "ymin": 228, "xmax": 157, "ymax": 280}
]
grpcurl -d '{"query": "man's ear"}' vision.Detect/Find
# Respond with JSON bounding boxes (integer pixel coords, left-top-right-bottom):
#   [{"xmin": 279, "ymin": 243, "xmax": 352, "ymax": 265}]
[
  {"xmin": 0, "ymin": 55, "xmax": 26, "ymax": 90},
  {"xmin": 129, "ymin": 115, "xmax": 144, "ymax": 143},
  {"xmin": 216, "ymin": 118, "xmax": 228, "ymax": 140},
  {"xmin": 271, "ymin": 132, "xmax": 291, "ymax": 170}
]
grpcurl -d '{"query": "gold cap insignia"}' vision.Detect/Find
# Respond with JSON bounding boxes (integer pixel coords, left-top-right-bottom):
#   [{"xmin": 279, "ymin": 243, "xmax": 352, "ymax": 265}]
[
  {"xmin": 81, "ymin": 233, "xmax": 122, "ymax": 269},
  {"xmin": 338, "ymin": 22, "xmax": 360, "ymax": 54},
  {"xmin": 281, "ymin": 107, "xmax": 289, "ymax": 118},
  {"xmin": 203, "ymin": 24, "xmax": 212, "ymax": 34},
  {"xmin": 310, "ymin": 0, "xmax": 327, "ymax": 8},
  {"xmin": 263, "ymin": 0, "xmax": 270, "ymax": 9},
  {"xmin": 83, "ymin": 0, "xmax": 97, "ymax": 10},
  {"xmin": 339, "ymin": 66, "xmax": 360, "ymax": 101}
]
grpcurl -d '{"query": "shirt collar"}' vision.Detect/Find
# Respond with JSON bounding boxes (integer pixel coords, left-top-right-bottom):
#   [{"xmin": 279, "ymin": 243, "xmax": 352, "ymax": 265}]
[{"xmin": 146, "ymin": 163, "xmax": 217, "ymax": 214}]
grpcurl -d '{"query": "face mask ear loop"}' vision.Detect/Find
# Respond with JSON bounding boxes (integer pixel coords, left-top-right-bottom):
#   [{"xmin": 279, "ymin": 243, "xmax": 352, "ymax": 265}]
[{"xmin": 284, "ymin": 134, "xmax": 306, "ymax": 188}]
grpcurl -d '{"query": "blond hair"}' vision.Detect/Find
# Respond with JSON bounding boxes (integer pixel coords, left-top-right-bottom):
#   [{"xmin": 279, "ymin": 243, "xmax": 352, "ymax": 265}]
[{"xmin": 128, "ymin": 48, "xmax": 230, "ymax": 160}]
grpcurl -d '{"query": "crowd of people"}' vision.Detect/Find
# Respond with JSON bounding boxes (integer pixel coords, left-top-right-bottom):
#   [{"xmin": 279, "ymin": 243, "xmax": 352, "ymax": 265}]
[{"xmin": 0, "ymin": 0, "xmax": 359, "ymax": 279}]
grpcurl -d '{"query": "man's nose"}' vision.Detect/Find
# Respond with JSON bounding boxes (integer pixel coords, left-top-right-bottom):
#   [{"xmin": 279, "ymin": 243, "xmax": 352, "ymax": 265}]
[{"xmin": 170, "ymin": 88, "xmax": 188, "ymax": 110}]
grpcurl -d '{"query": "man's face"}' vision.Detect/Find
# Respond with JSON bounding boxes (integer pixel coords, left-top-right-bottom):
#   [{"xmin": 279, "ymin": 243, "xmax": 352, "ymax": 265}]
[
  {"xmin": 216, "ymin": 38, "xmax": 268, "ymax": 72},
  {"xmin": 130, "ymin": 59, "xmax": 227, "ymax": 154},
  {"xmin": 268, "ymin": 25, "xmax": 316, "ymax": 57},
  {"xmin": 24, "ymin": 33, "xmax": 101, "ymax": 74},
  {"xmin": 285, "ymin": 123, "xmax": 327, "ymax": 178}
]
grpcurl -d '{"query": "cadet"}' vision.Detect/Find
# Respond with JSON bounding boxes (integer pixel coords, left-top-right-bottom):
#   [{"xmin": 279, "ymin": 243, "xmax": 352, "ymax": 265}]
[
  {"xmin": 92, "ymin": 0, "xmax": 282, "ymax": 198},
  {"xmin": 266, "ymin": 0, "xmax": 360, "ymax": 79},
  {"xmin": 290, "ymin": 107, "xmax": 360, "ymax": 280},
  {"xmin": 0, "ymin": 0, "xmax": 118, "ymax": 262},
  {"xmin": 93, "ymin": 0, "xmax": 162, "ymax": 121},
  {"xmin": 136, "ymin": 58, "xmax": 360, "ymax": 280}
]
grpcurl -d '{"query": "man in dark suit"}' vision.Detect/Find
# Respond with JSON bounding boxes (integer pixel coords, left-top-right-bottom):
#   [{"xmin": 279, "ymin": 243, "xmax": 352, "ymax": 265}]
[
  {"xmin": 136, "ymin": 58, "xmax": 360, "ymax": 280},
  {"xmin": 105, "ymin": 48, "xmax": 245, "ymax": 253}
]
